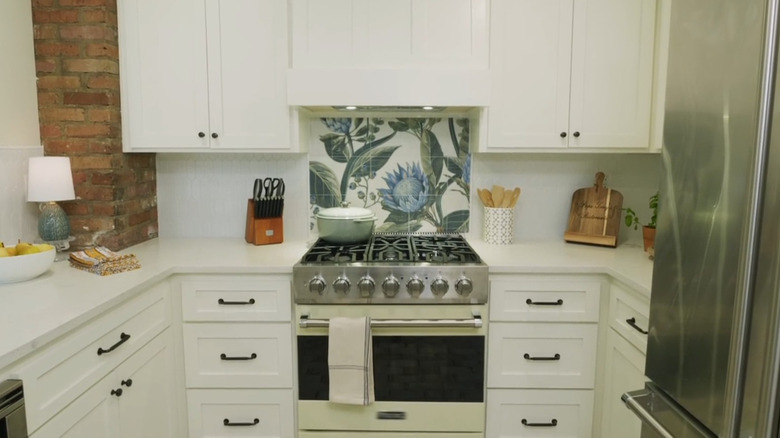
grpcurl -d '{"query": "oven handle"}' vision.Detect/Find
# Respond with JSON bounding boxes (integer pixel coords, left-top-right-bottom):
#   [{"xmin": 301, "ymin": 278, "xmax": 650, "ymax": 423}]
[{"xmin": 298, "ymin": 312, "xmax": 482, "ymax": 329}]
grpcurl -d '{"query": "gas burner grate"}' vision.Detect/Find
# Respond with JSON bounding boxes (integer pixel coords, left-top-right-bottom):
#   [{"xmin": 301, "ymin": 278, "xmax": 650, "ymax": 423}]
[
  {"xmin": 299, "ymin": 235, "xmax": 481, "ymax": 264},
  {"xmin": 300, "ymin": 239, "xmax": 369, "ymax": 263}
]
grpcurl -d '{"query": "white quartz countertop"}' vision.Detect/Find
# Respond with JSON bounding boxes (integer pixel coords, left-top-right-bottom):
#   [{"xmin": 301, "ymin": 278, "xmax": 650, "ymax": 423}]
[{"xmin": 0, "ymin": 237, "xmax": 653, "ymax": 371}]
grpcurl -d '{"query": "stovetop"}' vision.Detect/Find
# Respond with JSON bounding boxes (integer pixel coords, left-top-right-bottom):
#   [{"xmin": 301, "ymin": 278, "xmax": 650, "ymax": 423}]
[
  {"xmin": 294, "ymin": 234, "xmax": 487, "ymax": 304},
  {"xmin": 300, "ymin": 234, "xmax": 482, "ymax": 264}
]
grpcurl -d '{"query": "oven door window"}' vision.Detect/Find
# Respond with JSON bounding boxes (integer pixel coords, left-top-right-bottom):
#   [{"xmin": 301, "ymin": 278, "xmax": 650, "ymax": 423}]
[{"xmin": 298, "ymin": 336, "xmax": 484, "ymax": 402}]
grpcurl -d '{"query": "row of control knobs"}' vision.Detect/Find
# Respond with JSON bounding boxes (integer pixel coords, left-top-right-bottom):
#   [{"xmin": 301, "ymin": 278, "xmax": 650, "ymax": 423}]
[{"xmin": 307, "ymin": 275, "xmax": 473, "ymax": 298}]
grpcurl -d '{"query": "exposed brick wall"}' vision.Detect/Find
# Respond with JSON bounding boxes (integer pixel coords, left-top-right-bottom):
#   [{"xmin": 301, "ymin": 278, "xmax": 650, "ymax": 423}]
[{"xmin": 31, "ymin": 0, "xmax": 158, "ymax": 250}]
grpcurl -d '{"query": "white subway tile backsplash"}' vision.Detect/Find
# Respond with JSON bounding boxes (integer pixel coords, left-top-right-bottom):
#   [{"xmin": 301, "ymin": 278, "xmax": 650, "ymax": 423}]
[
  {"xmin": 0, "ymin": 146, "xmax": 43, "ymax": 243},
  {"xmin": 156, "ymin": 153, "xmax": 309, "ymax": 241}
]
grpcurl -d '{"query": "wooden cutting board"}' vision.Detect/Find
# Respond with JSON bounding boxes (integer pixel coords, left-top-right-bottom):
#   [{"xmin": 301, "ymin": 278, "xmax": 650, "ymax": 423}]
[{"xmin": 564, "ymin": 172, "xmax": 623, "ymax": 247}]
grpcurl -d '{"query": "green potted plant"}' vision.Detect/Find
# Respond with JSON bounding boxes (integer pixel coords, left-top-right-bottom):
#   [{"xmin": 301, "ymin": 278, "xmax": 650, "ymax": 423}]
[{"xmin": 624, "ymin": 192, "xmax": 659, "ymax": 252}]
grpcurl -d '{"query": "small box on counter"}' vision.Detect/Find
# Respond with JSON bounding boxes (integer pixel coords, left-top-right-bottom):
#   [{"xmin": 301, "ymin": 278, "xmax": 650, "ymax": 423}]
[{"xmin": 245, "ymin": 199, "xmax": 283, "ymax": 245}]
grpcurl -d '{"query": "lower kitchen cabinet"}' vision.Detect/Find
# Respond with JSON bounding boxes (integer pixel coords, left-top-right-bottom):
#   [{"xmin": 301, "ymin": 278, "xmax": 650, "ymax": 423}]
[
  {"xmin": 486, "ymin": 389, "xmax": 594, "ymax": 437},
  {"xmin": 31, "ymin": 330, "xmax": 178, "ymax": 438},
  {"xmin": 187, "ymin": 389, "xmax": 294, "ymax": 437},
  {"xmin": 600, "ymin": 330, "xmax": 645, "ymax": 438}
]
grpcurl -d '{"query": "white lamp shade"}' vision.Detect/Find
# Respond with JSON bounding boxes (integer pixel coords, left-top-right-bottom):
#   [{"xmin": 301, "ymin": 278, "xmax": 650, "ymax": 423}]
[{"xmin": 27, "ymin": 156, "xmax": 76, "ymax": 202}]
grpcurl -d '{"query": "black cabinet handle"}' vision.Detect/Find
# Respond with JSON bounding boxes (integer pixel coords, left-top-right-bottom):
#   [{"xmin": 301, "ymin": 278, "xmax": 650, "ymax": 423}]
[
  {"xmin": 97, "ymin": 332, "xmax": 131, "ymax": 356},
  {"xmin": 110, "ymin": 388, "xmax": 123, "ymax": 397},
  {"xmin": 526, "ymin": 298, "xmax": 564, "ymax": 306},
  {"xmin": 573, "ymin": 131, "xmax": 580, "ymax": 137},
  {"xmin": 523, "ymin": 353, "xmax": 561, "ymax": 361},
  {"xmin": 522, "ymin": 418, "xmax": 558, "ymax": 427},
  {"xmin": 223, "ymin": 418, "xmax": 259, "ymax": 427},
  {"xmin": 218, "ymin": 298, "xmax": 256, "ymax": 305},
  {"xmin": 198, "ymin": 132, "xmax": 206, "ymax": 138},
  {"xmin": 626, "ymin": 317, "xmax": 649, "ymax": 335},
  {"xmin": 211, "ymin": 133, "xmax": 219, "ymax": 139},
  {"xmin": 220, "ymin": 353, "xmax": 258, "ymax": 361},
  {"xmin": 121, "ymin": 379, "xmax": 133, "ymax": 387},
  {"xmin": 560, "ymin": 132, "xmax": 567, "ymax": 138}
]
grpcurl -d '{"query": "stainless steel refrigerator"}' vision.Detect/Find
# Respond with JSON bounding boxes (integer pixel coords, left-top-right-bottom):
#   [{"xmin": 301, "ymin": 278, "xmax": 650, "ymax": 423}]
[{"xmin": 621, "ymin": 0, "xmax": 780, "ymax": 436}]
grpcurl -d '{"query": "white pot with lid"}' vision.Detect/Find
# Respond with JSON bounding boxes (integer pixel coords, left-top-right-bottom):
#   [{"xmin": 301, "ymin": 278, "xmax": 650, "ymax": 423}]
[{"xmin": 316, "ymin": 202, "xmax": 377, "ymax": 244}]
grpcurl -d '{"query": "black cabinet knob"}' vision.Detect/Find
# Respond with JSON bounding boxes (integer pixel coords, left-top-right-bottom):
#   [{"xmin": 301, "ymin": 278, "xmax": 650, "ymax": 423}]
[
  {"xmin": 198, "ymin": 132, "xmax": 206, "ymax": 138},
  {"xmin": 573, "ymin": 131, "xmax": 580, "ymax": 137},
  {"xmin": 211, "ymin": 133, "xmax": 218, "ymax": 139},
  {"xmin": 121, "ymin": 379, "xmax": 133, "ymax": 387},
  {"xmin": 560, "ymin": 132, "xmax": 567, "ymax": 138},
  {"xmin": 111, "ymin": 388, "xmax": 123, "ymax": 397}
]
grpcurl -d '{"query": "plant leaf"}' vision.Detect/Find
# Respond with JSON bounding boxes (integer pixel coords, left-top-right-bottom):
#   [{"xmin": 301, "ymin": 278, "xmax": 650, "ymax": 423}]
[
  {"xmin": 388, "ymin": 120, "xmax": 409, "ymax": 132},
  {"xmin": 420, "ymin": 129, "xmax": 444, "ymax": 185},
  {"xmin": 309, "ymin": 161, "xmax": 341, "ymax": 207},
  {"xmin": 441, "ymin": 210, "xmax": 470, "ymax": 233},
  {"xmin": 375, "ymin": 220, "xmax": 423, "ymax": 233},
  {"xmin": 320, "ymin": 133, "xmax": 350, "ymax": 163},
  {"xmin": 444, "ymin": 156, "xmax": 463, "ymax": 178},
  {"xmin": 340, "ymin": 132, "xmax": 400, "ymax": 199}
]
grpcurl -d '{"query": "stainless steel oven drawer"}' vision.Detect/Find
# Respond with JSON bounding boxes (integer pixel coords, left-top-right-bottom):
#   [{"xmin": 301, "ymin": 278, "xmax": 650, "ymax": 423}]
[{"xmin": 298, "ymin": 400, "xmax": 484, "ymax": 432}]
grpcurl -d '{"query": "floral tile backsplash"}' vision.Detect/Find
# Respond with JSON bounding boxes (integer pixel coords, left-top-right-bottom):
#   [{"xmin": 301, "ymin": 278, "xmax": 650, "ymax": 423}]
[{"xmin": 309, "ymin": 117, "xmax": 471, "ymax": 237}]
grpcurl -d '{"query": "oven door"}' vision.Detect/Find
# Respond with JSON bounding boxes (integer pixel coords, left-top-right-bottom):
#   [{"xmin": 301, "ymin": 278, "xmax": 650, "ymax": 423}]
[{"xmin": 295, "ymin": 304, "xmax": 486, "ymax": 436}]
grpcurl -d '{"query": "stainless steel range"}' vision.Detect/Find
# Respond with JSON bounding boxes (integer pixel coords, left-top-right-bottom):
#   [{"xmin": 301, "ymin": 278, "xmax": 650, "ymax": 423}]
[
  {"xmin": 293, "ymin": 234, "xmax": 488, "ymax": 304},
  {"xmin": 293, "ymin": 234, "xmax": 489, "ymax": 438}
]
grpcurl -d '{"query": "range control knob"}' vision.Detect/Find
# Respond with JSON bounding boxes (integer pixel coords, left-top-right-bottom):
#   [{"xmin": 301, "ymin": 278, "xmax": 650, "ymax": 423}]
[
  {"xmin": 358, "ymin": 276, "xmax": 375, "ymax": 297},
  {"xmin": 406, "ymin": 276, "xmax": 425, "ymax": 297},
  {"xmin": 308, "ymin": 276, "xmax": 326, "ymax": 295},
  {"xmin": 332, "ymin": 276, "xmax": 351, "ymax": 295},
  {"xmin": 430, "ymin": 277, "xmax": 449, "ymax": 296},
  {"xmin": 382, "ymin": 276, "xmax": 400, "ymax": 297},
  {"xmin": 455, "ymin": 277, "xmax": 474, "ymax": 296}
]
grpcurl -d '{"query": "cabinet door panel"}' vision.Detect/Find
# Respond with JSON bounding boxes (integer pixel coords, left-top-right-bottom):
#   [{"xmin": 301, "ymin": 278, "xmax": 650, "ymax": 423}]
[
  {"xmin": 488, "ymin": 0, "xmax": 573, "ymax": 149},
  {"xmin": 207, "ymin": 0, "xmax": 290, "ymax": 150},
  {"xmin": 119, "ymin": 0, "xmax": 210, "ymax": 150},
  {"xmin": 601, "ymin": 330, "xmax": 645, "ymax": 438},
  {"xmin": 486, "ymin": 389, "xmax": 594, "ymax": 438},
  {"xmin": 117, "ymin": 332, "xmax": 177, "ymax": 438},
  {"xmin": 569, "ymin": 0, "xmax": 656, "ymax": 148}
]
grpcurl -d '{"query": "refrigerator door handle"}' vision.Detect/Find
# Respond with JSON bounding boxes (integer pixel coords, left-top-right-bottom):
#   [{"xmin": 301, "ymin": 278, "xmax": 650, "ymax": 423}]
[{"xmin": 622, "ymin": 383, "xmax": 717, "ymax": 438}]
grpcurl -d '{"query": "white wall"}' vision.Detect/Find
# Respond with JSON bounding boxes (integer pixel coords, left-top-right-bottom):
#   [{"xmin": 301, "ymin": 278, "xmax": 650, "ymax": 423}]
[
  {"xmin": 156, "ymin": 153, "xmax": 309, "ymax": 241},
  {"xmin": 469, "ymin": 153, "xmax": 661, "ymax": 246},
  {"xmin": 0, "ymin": 0, "xmax": 43, "ymax": 243}
]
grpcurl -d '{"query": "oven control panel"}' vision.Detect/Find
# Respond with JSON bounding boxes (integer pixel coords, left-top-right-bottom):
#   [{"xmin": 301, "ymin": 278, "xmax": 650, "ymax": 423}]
[{"xmin": 293, "ymin": 265, "xmax": 488, "ymax": 304}]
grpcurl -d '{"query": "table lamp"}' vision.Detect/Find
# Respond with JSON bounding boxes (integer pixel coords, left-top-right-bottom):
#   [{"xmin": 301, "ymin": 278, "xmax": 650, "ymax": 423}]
[{"xmin": 27, "ymin": 156, "xmax": 76, "ymax": 242}]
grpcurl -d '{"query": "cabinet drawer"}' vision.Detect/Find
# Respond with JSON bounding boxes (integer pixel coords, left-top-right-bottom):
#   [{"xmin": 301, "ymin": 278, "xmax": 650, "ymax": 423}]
[
  {"xmin": 20, "ymin": 282, "xmax": 170, "ymax": 432},
  {"xmin": 487, "ymin": 322, "xmax": 597, "ymax": 389},
  {"xmin": 183, "ymin": 323, "xmax": 293, "ymax": 388},
  {"xmin": 180, "ymin": 275, "xmax": 291, "ymax": 322},
  {"xmin": 609, "ymin": 282, "xmax": 650, "ymax": 353},
  {"xmin": 490, "ymin": 276, "xmax": 602, "ymax": 322},
  {"xmin": 187, "ymin": 389, "xmax": 294, "ymax": 438},
  {"xmin": 486, "ymin": 389, "xmax": 594, "ymax": 437}
]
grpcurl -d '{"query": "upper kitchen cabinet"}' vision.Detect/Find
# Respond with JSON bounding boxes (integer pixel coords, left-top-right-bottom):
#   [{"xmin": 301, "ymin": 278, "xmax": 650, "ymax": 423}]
[
  {"xmin": 287, "ymin": 0, "xmax": 491, "ymax": 107},
  {"xmin": 118, "ymin": 0, "xmax": 299, "ymax": 152},
  {"xmin": 482, "ymin": 0, "xmax": 663, "ymax": 152}
]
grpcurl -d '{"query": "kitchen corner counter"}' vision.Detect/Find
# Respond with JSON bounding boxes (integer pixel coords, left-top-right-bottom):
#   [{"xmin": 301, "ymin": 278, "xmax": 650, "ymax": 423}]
[
  {"xmin": 0, "ymin": 238, "xmax": 310, "ymax": 371},
  {"xmin": 468, "ymin": 239, "xmax": 654, "ymax": 295},
  {"xmin": 0, "ymin": 237, "xmax": 652, "ymax": 372}
]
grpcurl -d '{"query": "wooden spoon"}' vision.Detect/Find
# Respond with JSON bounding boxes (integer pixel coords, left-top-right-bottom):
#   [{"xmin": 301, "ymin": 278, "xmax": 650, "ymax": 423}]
[
  {"xmin": 508, "ymin": 187, "xmax": 522, "ymax": 207},
  {"xmin": 477, "ymin": 188, "xmax": 494, "ymax": 207},
  {"xmin": 491, "ymin": 185, "xmax": 505, "ymax": 208}
]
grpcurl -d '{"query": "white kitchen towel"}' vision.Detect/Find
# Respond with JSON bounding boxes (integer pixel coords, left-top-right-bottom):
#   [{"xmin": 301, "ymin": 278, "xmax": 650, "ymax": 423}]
[{"xmin": 327, "ymin": 316, "xmax": 374, "ymax": 405}]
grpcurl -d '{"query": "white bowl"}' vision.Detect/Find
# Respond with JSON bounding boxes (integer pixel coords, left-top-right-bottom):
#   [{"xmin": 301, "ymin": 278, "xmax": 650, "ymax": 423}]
[{"xmin": 0, "ymin": 249, "xmax": 56, "ymax": 284}]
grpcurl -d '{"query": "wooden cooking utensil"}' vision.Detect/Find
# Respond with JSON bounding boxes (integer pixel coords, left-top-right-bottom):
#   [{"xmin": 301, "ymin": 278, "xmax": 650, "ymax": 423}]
[
  {"xmin": 508, "ymin": 187, "xmax": 521, "ymax": 207},
  {"xmin": 491, "ymin": 185, "xmax": 505, "ymax": 208},
  {"xmin": 477, "ymin": 189, "xmax": 493, "ymax": 207}
]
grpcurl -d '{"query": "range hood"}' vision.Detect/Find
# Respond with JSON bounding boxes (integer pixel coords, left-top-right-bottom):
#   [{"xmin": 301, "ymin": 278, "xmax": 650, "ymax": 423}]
[{"xmin": 287, "ymin": 69, "xmax": 491, "ymax": 110}]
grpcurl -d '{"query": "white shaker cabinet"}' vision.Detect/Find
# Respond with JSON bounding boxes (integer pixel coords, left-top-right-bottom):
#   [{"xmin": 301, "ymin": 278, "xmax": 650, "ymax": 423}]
[
  {"xmin": 119, "ymin": 0, "xmax": 297, "ymax": 152},
  {"xmin": 484, "ymin": 0, "xmax": 657, "ymax": 151},
  {"xmin": 598, "ymin": 282, "xmax": 649, "ymax": 438}
]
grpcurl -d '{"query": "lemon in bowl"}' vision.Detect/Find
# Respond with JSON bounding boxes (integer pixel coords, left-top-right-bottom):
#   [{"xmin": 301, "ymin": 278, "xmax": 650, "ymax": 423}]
[{"xmin": 0, "ymin": 243, "xmax": 56, "ymax": 284}]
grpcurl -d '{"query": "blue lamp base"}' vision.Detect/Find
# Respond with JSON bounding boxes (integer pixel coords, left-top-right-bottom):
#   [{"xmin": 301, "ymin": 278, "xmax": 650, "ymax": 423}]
[{"xmin": 38, "ymin": 202, "xmax": 71, "ymax": 242}]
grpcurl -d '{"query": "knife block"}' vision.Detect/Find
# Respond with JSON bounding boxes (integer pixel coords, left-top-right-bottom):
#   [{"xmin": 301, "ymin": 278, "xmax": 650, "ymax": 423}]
[{"xmin": 245, "ymin": 199, "xmax": 283, "ymax": 245}]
